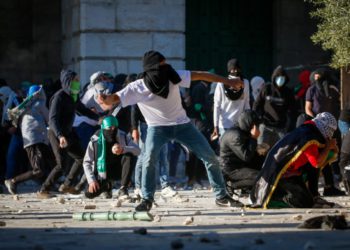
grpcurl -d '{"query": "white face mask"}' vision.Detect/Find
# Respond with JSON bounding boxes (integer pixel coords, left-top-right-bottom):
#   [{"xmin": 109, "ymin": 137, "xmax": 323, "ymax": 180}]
[{"xmin": 275, "ymin": 76, "xmax": 286, "ymax": 87}]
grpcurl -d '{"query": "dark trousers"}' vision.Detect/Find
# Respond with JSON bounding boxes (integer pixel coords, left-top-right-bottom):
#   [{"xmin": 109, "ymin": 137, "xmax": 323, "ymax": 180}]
[
  {"xmin": 13, "ymin": 143, "xmax": 54, "ymax": 184},
  {"xmin": 272, "ymin": 175, "xmax": 314, "ymax": 208},
  {"xmin": 109, "ymin": 153, "xmax": 135, "ymax": 187},
  {"xmin": 85, "ymin": 179, "xmax": 112, "ymax": 199},
  {"xmin": 224, "ymin": 167, "xmax": 260, "ymax": 190},
  {"xmin": 41, "ymin": 129, "xmax": 84, "ymax": 191}
]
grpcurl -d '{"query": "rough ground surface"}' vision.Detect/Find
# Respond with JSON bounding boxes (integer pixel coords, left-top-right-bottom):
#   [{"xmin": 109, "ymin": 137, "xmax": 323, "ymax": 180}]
[{"xmin": 0, "ymin": 182, "xmax": 350, "ymax": 250}]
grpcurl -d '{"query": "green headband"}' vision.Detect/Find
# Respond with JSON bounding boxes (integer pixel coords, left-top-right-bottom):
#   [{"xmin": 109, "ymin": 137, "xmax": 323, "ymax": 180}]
[{"xmin": 101, "ymin": 116, "xmax": 119, "ymax": 129}]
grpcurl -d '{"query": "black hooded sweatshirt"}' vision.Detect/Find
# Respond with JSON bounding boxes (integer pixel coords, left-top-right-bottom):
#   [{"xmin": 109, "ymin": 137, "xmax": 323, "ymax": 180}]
[
  {"xmin": 253, "ymin": 66, "xmax": 296, "ymax": 129},
  {"xmin": 49, "ymin": 70, "xmax": 99, "ymax": 139},
  {"xmin": 219, "ymin": 111, "xmax": 259, "ymax": 172}
]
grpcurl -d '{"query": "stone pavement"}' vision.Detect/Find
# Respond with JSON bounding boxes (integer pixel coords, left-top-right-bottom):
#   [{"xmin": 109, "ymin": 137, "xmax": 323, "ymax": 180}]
[{"xmin": 0, "ymin": 183, "xmax": 350, "ymax": 250}]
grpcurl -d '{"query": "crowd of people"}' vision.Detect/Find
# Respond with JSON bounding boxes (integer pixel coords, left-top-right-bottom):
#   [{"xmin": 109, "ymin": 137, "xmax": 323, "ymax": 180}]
[{"xmin": 1, "ymin": 50, "xmax": 350, "ymax": 212}]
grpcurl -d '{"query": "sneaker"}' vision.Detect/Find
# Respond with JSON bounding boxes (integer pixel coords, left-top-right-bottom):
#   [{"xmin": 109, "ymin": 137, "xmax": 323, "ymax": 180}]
[
  {"xmin": 135, "ymin": 199, "xmax": 153, "ymax": 212},
  {"xmin": 134, "ymin": 188, "xmax": 143, "ymax": 198},
  {"xmin": 161, "ymin": 186, "xmax": 178, "ymax": 198},
  {"xmin": 215, "ymin": 195, "xmax": 244, "ymax": 208},
  {"xmin": 59, "ymin": 184, "xmax": 80, "ymax": 195},
  {"xmin": 117, "ymin": 187, "xmax": 129, "ymax": 199},
  {"xmin": 323, "ymin": 187, "xmax": 346, "ymax": 197},
  {"xmin": 37, "ymin": 191, "xmax": 55, "ymax": 199},
  {"xmin": 4, "ymin": 179, "xmax": 16, "ymax": 195}
]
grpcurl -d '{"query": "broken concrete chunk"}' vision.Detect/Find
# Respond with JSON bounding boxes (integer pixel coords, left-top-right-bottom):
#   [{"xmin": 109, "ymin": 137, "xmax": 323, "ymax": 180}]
[
  {"xmin": 171, "ymin": 239, "xmax": 184, "ymax": 249},
  {"xmin": 13, "ymin": 195, "xmax": 19, "ymax": 201},
  {"xmin": 153, "ymin": 215, "xmax": 161, "ymax": 222},
  {"xmin": 57, "ymin": 197, "xmax": 65, "ymax": 204},
  {"xmin": 111, "ymin": 199, "xmax": 122, "ymax": 208},
  {"xmin": 183, "ymin": 216, "xmax": 194, "ymax": 225},
  {"xmin": 298, "ymin": 215, "xmax": 348, "ymax": 230},
  {"xmin": 84, "ymin": 204, "xmax": 96, "ymax": 210},
  {"xmin": 293, "ymin": 214, "xmax": 303, "ymax": 221},
  {"xmin": 133, "ymin": 228, "xmax": 147, "ymax": 235},
  {"xmin": 253, "ymin": 238, "xmax": 265, "ymax": 245},
  {"xmin": 193, "ymin": 211, "xmax": 201, "ymax": 215}
]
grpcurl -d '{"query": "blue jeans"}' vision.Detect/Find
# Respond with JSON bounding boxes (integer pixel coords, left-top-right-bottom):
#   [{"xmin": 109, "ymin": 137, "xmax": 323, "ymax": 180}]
[
  {"xmin": 338, "ymin": 120, "xmax": 350, "ymax": 138},
  {"xmin": 134, "ymin": 122, "xmax": 170, "ymax": 189},
  {"xmin": 141, "ymin": 122, "xmax": 227, "ymax": 200},
  {"xmin": 6, "ymin": 134, "xmax": 27, "ymax": 179}
]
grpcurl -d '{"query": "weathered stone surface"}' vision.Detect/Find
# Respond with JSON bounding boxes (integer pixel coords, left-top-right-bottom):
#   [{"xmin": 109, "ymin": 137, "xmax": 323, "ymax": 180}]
[
  {"xmin": 81, "ymin": 33, "xmax": 152, "ymax": 57},
  {"xmin": 80, "ymin": 3, "xmax": 115, "ymax": 30},
  {"xmin": 116, "ymin": 1, "xmax": 185, "ymax": 31},
  {"xmin": 153, "ymin": 33, "xmax": 185, "ymax": 58},
  {"xmin": 79, "ymin": 59, "xmax": 116, "ymax": 84}
]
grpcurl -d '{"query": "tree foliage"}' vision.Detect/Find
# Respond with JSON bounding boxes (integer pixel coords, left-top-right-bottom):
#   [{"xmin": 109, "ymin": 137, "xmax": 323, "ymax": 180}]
[{"xmin": 308, "ymin": 0, "xmax": 350, "ymax": 68}]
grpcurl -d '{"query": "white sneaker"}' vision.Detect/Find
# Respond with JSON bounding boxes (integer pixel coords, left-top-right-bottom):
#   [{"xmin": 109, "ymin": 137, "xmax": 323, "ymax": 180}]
[{"xmin": 161, "ymin": 186, "xmax": 178, "ymax": 198}]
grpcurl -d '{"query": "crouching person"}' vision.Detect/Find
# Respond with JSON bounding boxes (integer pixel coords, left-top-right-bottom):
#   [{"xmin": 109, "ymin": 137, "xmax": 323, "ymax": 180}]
[
  {"xmin": 251, "ymin": 112, "xmax": 339, "ymax": 208},
  {"xmin": 219, "ymin": 110, "xmax": 264, "ymax": 196},
  {"xmin": 83, "ymin": 116, "xmax": 140, "ymax": 199}
]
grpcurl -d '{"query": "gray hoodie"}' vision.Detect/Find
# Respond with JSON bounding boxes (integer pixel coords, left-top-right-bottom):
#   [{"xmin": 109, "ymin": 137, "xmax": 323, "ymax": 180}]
[
  {"xmin": 83, "ymin": 130, "xmax": 140, "ymax": 184},
  {"xmin": 20, "ymin": 88, "xmax": 49, "ymax": 148}
]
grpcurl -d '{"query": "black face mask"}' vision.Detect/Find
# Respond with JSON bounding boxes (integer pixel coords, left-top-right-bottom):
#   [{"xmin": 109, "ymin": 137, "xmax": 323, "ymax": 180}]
[{"xmin": 103, "ymin": 128, "xmax": 117, "ymax": 143}]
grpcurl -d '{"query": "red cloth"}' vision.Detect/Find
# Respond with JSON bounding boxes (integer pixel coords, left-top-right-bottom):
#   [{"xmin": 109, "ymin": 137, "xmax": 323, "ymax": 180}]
[
  {"xmin": 283, "ymin": 143, "xmax": 319, "ymax": 177},
  {"xmin": 296, "ymin": 70, "xmax": 311, "ymax": 99}
]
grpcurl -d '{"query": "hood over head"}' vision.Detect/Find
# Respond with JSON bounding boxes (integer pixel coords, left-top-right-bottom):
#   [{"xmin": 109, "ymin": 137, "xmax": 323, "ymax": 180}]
[
  {"xmin": 60, "ymin": 69, "xmax": 77, "ymax": 94},
  {"xmin": 271, "ymin": 65, "xmax": 289, "ymax": 87},
  {"xmin": 238, "ymin": 110, "xmax": 260, "ymax": 132}
]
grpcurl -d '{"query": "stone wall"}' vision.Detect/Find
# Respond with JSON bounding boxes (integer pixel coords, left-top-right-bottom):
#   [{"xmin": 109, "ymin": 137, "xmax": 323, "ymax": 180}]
[{"xmin": 62, "ymin": 0, "xmax": 186, "ymax": 85}]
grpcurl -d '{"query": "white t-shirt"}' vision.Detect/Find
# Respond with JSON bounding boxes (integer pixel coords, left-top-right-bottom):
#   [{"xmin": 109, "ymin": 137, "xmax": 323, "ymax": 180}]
[
  {"xmin": 117, "ymin": 70, "xmax": 191, "ymax": 126},
  {"xmin": 213, "ymin": 79, "xmax": 250, "ymax": 129}
]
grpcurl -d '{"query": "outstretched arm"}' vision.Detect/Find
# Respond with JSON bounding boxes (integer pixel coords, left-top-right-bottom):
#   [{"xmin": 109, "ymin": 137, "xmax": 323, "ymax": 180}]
[
  {"xmin": 97, "ymin": 94, "xmax": 120, "ymax": 110},
  {"xmin": 190, "ymin": 71, "xmax": 243, "ymax": 90}
]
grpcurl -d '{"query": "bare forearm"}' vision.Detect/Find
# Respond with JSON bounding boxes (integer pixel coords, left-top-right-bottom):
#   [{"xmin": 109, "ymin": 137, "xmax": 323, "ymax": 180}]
[{"xmin": 191, "ymin": 71, "xmax": 243, "ymax": 89}]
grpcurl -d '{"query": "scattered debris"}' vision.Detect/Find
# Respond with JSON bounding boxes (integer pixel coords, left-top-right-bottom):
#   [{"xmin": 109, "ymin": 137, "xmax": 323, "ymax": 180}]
[
  {"xmin": 261, "ymin": 213, "xmax": 265, "ymax": 217},
  {"xmin": 193, "ymin": 211, "xmax": 201, "ymax": 215},
  {"xmin": 153, "ymin": 215, "xmax": 161, "ymax": 222},
  {"xmin": 183, "ymin": 216, "xmax": 194, "ymax": 225},
  {"xmin": 199, "ymin": 233, "xmax": 220, "ymax": 243},
  {"xmin": 62, "ymin": 208, "xmax": 68, "ymax": 213},
  {"xmin": 298, "ymin": 215, "xmax": 348, "ymax": 230},
  {"xmin": 57, "ymin": 197, "xmax": 65, "ymax": 204},
  {"xmin": 164, "ymin": 210, "xmax": 170, "ymax": 215},
  {"xmin": 171, "ymin": 239, "xmax": 184, "ymax": 249},
  {"xmin": 84, "ymin": 204, "xmax": 96, "ymax": 210},
  {"xmin": 133, "ymin": 228, "xmax": 147, "ymax": 235},
  {"xmin": 13, "ymin": 195, "xmax": 19, "ymax": 201},
  {"xmin": 111, "ymin": 199, "xmax": 122, "ymax": 208},
  {"xmin": 17, "ymin": 210, "xmax": 23, "ymax": 214},
  {"xmin": 153, "ymin": 202, "xmax": 159, "ymax": 208},
  {"xmin": 0, "ymin": 221, "xmax": 6, "ymax": 227},
  {"xmin": 253, "ymin": 238, "xmax": 265, "ymax": 245},
  {"xmin": 292, "ymin": 214, "xmax": 303, "ymax": 221}
]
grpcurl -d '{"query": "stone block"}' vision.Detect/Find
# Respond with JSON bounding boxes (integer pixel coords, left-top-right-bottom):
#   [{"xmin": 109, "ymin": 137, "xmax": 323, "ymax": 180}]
[
  {"xmin": 72, "ymin": 5, "xmax": 81, "ymax": 34},
  {"xmin": 116, "ymin": 2, "xmax": 185, "ymax": 31},
  {"xmin": 81, "ymin": 33, "xmax": 152, "ymax": 57},
  {"xmin": 80, "ymin": 3, "xmax": 115, "ymax": 30},
  {"xmin": 79, "ymin": 59, "xmax": 116, "ymax": 84},
  {"xmin": 166, "ymin": 59, "xmax": 185, "ymax": 70},
  {"xmin": 153, "ymin": 33, "xmax": 185, "ymax": 58},
  {"xmin": 128, "ymin": 59, "xmax": 142, "ymax": 74},
  {"xmin": 115, "ymin": 59, "xmax": 128, "ymax": 74}
]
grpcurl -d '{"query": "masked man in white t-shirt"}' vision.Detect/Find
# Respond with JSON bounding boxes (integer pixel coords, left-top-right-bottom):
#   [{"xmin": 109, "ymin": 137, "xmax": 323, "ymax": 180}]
[{"xmin": 97, "ymin": 50, "xmax": 244, "ymax": 211}]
